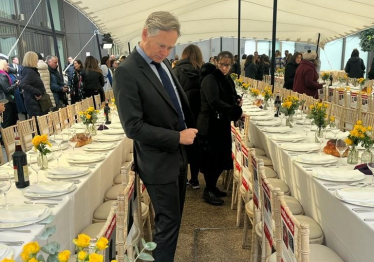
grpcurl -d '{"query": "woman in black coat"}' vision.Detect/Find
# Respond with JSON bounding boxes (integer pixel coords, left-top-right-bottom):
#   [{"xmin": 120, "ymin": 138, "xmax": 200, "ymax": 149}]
[
  {"xmin": 0, "ymin": 60, "xmax": 18, "ymax": 128},
  {"xmin": 284, "ymin": 52, "xmax": 302, "ymax": 90},
  {"xmin": 70, "ymin": 60, "xmax": 84, "ymax": 104},
  {"xmin": 81, "ymin": 56, "xmax": 105, "ymax": 102},
  {"xmin": 244, "ymin": 55, "xmax": 257, "ymax": 79},
  {"xmin": 19, "ymin": 52, "xmax": 47, "ymax": 117},
  {"xmin": 197, "ymin": 51, "xmax": 242, "ymax": 205},
  {"xmin": 173, "ymin": 45, "xmax": 203, "ymax": 189},
  {"xmin": 345, "ymin": 48, "xmax": 365, "ymax": 78}
]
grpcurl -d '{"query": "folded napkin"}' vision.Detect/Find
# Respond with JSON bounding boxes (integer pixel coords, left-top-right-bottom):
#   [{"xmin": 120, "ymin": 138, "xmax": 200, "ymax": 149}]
[
  {"xmin": 254, "ymin": 120, "xmax": 281, "ymax": 126},
  {"xmin": 271, "ymin": 134, "xmax": 304, "ymax": 141},
  {"xmin": 325, "ymin": 131, "xmax": 350, "ymax": 140},
  {"xmin": 312, "ymin": 169, "xmax": 365, "ymax": 181},
  {"xmin": 246, "ymin": 111, "xmax": 268, "ymax": 116},
  {"xmin": 49, "ymin": 166, "xmax": 89, "ymax": 176},
  {"xmin": 67, "ymin": 153, "xmax": 104, "ymax": 162},
  {"xmin": 97, "ymin": 124, "xmax": 109, "ymax": 130},
  {"xmin": 102, "ymin": 129, "xmax": 125, "ymax": 135},
  {"xmin": 296, "ymin": 119, "xmax": 312, "ymax": 125},
  {"xmin": 281, "ymin": 143, "xmax": 319, "ymax": 152},
  {"xmin": 243, "ymin": 107, "xmax": 261, "ymax": 112},
  {"xmin": 262, "ymin": 127, "xmax": 292, "ymax": 133},
  {"xmin": 94, "ymin": 135, "xmax": 123, "ymax": 141},
  {"xmin": 0, "ymin": 206, "xmax": 46, "ymax": 223},
  {"xmin": 336, "ymin": 188, "xmax": 374, "ymax": 203},
  {"xmin": 354, "ymin": 163, "xmax": 373, "ymax": 175},
  {"xmin": 25, "ymin": 181, "xmax": 74, "ymax": 194},
  {"xmin": 296, "ymin": 154, "xmax": 337, "ymax": 163},
  {"xmin": 85, "ymin": 143, "xmax": 115, "ymax": 150},
  {"xmin": 251, "ymin": 115, "xmax": 274, "ymax": 121},
  {"xmin": 0, "ymin": 245, "xmax": 13, "ymax": 260}
]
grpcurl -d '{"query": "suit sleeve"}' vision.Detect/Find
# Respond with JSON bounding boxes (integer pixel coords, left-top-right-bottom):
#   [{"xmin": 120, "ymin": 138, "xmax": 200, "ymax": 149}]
[
  {"xmin": 114, "ymin": 66, "xmax": 180, "ymax": 153},
  {"xmin": 201, "ymin": 75, "xmax": 242, "ymax": 121}
]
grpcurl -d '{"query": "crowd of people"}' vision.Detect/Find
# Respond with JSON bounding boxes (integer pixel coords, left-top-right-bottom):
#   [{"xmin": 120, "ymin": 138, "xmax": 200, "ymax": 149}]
[{"xmin": 0, "ymin": 52, "xmax": 127, "ymax": 131}]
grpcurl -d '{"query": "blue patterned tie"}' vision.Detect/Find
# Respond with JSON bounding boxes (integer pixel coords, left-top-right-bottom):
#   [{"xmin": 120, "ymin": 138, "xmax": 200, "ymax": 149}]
[{"xmin": 151, "ymin": 61, "xmax": 185, "ymax": 130}]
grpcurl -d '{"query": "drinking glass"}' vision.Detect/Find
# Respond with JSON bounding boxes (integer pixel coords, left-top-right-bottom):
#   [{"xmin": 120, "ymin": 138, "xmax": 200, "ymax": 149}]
[
  {"xmin": 68, "ymin": 130, "xmax": 76, "ymax": 155},
  {"xmin": 330, "ymin": 119, "xmax": 340, "ymax": 139},
  {"xmin": 29, "ymin": 155, "xmax": 41, "ymax": 184},
  {"xmin": 336, "ymin": 139, "xmax": 348, "ymax": 167},
  {"xmin": 303, "ymin": 120, "xmax": 311, "ymax": 142},
  {"xmin": 54, "ymin": 132, "xmax": 63, "ymax": 146},
  {"xmin": 367, "ymin": 163, "xmax": 374, "ymax": 185},
  {"xmin": 52, "ymin": 145, "xmax": 62, "ymax": 167},
  {"xmin": 0, "ymin": 172, "xmax": 12, "ymax": 208},
  {"xmin": 315, "ymin": 130, "xmax": 326, "ymax": 155},
  {"xmin": 279, "ymin": 113, "xmax": 286, "ymax": 126}
]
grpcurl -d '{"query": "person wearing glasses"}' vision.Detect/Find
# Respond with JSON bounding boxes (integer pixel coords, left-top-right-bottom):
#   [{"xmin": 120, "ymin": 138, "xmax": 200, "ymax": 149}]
[{"xmin": 197, "ymin": 51, "xmax": 243, "ymax": 205}]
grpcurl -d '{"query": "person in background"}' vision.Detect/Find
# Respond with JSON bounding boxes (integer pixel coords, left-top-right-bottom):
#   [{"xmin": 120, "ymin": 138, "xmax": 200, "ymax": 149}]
[
  {"xmin": 197, "ymin": 51, "xmax": 242, "ymax": 206},
  {"xmin": 284, "ymin": 52, "xmax": 302, "ymax": 90},
  {"xmin": 368, "ymin": 58, "xmax": 374, "ymax": 80},
  {"xmin": 345, "ymin": 48, "xmax": 365, "ymax": 78},
  {"xmin": 173, "ymin": 44, "xmax": 203, "ymax": 189},
  {"xmin": 0, "ymin": 59, "xmax": 18, "ymax": 127},
  {"xmin": 81, "ymin": 56, "xmax": 105, "ymax": 102},
  {"xmin": 100, "ymin": 56, "xmax": 113, "ymax": 92},
  {"xmin": 254, "ymin": 51, "xmax": 260, "ymax": 66},
  {"xmin": 209, "ymin": 57, "xmax": 215, "ymax": 64},
  {"xmin": 64, "ymin": 56, "xmax": 74, "ymax": 86},
  {"xmin": 113, "ymin": 11, "xmax": 196, "ymax": 261},
  {"xmin": 119, "ymin": 55, "xmax": 126, "ymax": 63},
  {"xmin": 275, "ymin": 50, "xmax": 283, "ymax": 69},
  {"xmin": 112, "ymin": 60, "xmax": 120, "ymax": 72},
  {"xmin": 47, "ymin": 56, "xmax": 69, "ymax": 108},
  {"xmin": 9, "ymin": 56, "xmax": 22, "ymax": 77},
  {"xmin": 293, "ymin": 50, "xmax": 324, "ymax": 98},
  {"xmin": 70, "ymin": 60, "xmax": 84, "ymax": 104},
  {"xmin": 244, "ymin": 54, "xmax": 257, "ymax": 79},
  {"xmin": 19, "ymin": 51, "xmax": 46, "ymax": 117},
  {"xmin": 37, "ymin": 53, "xmax": 55, "ymax": 107},
  {"xmin": 256, "ymin": 55, "xmax": 265, "ymax": 81},
  {"xmin": 172, "ymin": 54, "xmax": 179, "ymax": 68},
  {"xmin": 240, "ymin": 54, "xmax": 247, "ymax": 76},
  {"xmin": 230, "ymin": 55, "xmax": 240, "ymax": 75},
  {"xmin": 282, "ymin": 50, "xmax": 289, "ymax": 66},
  {"xmin": 262, "ymin": 54, "xmax": 270, "ymax": 76}
]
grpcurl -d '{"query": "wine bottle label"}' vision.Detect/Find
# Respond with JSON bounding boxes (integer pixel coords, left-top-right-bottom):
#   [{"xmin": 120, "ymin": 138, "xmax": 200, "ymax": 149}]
[{"xmin": 23, "ymin": 165, "xmax": 29, "ymax": 181}]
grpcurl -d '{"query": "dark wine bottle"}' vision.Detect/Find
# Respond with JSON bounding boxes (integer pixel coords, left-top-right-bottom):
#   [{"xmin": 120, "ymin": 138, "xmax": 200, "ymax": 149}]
[
  {"xmin": 329, "ymin": 74, "xmax": 333, "ymax": 86},
  {"xmin": 104, "ymin": 101, "xmax": 111, "ymax": 124},
  {"xmin": 12, "ymin": 137, "xmax": 29, "ymax": 188},
  {"xmin": 274, "ymin": 94, "xmax": 281, "ymax": 117}
]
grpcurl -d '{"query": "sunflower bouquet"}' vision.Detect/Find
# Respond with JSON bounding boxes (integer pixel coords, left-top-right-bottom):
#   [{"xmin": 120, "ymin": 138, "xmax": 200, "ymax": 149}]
[
  {"xmin": 230, "ymin": 73, "xmax": 238, "ymax": 82},
  {"xmin": 308, "ymin": 100, "xmax": 330, "ymax": 130},
  {"xmin": 249, "ymin": 88, "xmax": 260, "ymax": 98},
  {"xmin": 358, "ymin": 78, "xmax": 366, "ymax": 88},
  {"xmin": 79, "ymin": 107, "xmax": 99, "ymax": 125},
  {"xmin": 345, "ymin": 120, "xmax": 373, "ymax": 148},
  {"xmin": 18, "ymin": 241, "xmax": 71, "ymax": 262},
  {"xmin": 321, "ymin": 72, "xmax": 330, "ymax": 81},
  {"xmin": 32, "ymin": 134, "xmax": 52, "ymax": 156},
  {"xmin": 262, "ymin": 86, "xmax": 273, "ymax": 102},
  {"xmin": 280, "ymin": 95, "xmax": 302, "ymax": 116},
  {"xmin": 73, "ymin": 234, "xmax": 109, "ymax": 262}
]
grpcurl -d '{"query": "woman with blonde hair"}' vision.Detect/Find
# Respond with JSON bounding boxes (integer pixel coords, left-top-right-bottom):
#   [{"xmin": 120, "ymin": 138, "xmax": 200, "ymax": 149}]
[
  {"xmin": 173, "ymin": 44, "xmax": 204, "ymax": 189},
  {"xmin": 20, "ymin": 51, "xmax": 47, "ymax": 116},
  {"xmin": 0, "ymin": 59, "xmax": 19, "ymax": 127},
  {"xmin": 81, "ymin": 56, "xmax": 105, "ymax": 102}
]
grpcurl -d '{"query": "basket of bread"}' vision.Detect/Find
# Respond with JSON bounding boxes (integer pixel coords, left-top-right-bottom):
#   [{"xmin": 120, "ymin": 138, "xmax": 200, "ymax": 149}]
[
  {"xmin": 323, "ymin": 139, "xmax": 349, "ymax": 157},
  {"xmin": 70, "ymin": 133, "xmax": 92, "ymax": 147}
]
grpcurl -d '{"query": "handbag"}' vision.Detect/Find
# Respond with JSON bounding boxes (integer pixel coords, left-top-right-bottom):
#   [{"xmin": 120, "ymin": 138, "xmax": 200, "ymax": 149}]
[{"xmin": 38, "ymin": 93, "xmax": 53, "ymax": 113}]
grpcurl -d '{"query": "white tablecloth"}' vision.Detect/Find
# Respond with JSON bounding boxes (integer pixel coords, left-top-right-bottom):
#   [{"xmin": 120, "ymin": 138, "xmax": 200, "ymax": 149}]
[
  {"xmin": 0, "ymin": 127, "xmax": 132, "ymax": 258},
  {"xmin": 249, "ymin": 112, "xmax": 374, "ymax": 262}
]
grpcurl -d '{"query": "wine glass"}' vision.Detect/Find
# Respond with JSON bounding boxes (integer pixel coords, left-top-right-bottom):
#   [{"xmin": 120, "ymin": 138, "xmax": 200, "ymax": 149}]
[
  {"xmin": 279, "ymin": 113, "xmax": 286, "ymax": 126},
  {"xmin": 68, "ymin": 130, "xmax": 76, "ymax": 155},
  {"xmin": 367, "ymin": 163, "xmax": 374, "ymax": 186},
  {"xmin": 52, "ymin": 145, "xmax": 62, "ymax": 167},
  {"xmin": 330, "ymin": 119, "xmax": 340, "ymax": 139},
  {"xmin": 29, "ymin": 155, "xmax": 41, "ymax": 184},
  {"xmin": 303, "ymin": 119, "xmax": 311, "ymax": 142},
  {"xmin": 315, "ymin": 130, "xmax": 326, "ymax": 155},
  {"xmin": 0, "ymin": 172, "xmax": 12, "ymax": 208},
  {"xmin": 336, "ymin": 139, "xmax": 348, "ymax": 167},
  {"xmin": 54, "ymin": 132, "xmax": 63, "ymax": 146}
]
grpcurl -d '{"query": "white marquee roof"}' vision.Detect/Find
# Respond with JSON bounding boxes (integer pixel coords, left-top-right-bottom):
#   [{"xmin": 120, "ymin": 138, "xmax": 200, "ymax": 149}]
[{"xmin": 65, "ymin": 0, "xmax": 374, "ymax": 49}]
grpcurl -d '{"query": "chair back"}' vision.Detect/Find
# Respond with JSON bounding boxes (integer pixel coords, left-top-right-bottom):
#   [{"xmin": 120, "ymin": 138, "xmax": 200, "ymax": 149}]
[
  {"xmin": 341, "ymin": 107, "xmax": 358, "ymax": 131},
  {"xmin": 49, "ymin": 111, "xmax": 63, "ymax": 134},
  {"xmin": 66, "ymin": 105, "xmax": 76, "ymax": 125},
  {"xmin": 94, "ymin": 94, "xmax": 102, "ymax": 110},
  {"xmin": 17, "ymin": 117, "xmax": 38, "ymax": 152},
  {"xmin": 37, "ymin": 114, "xmax": 54, "ymax": 136},
  {"xmin": 74, "ymin": 102, "xmax": 83, "ymax": 122},
  {"xmin": 81, "ymin": 98, "xmax": 89, "ymax": 111},
  {"xmin": 58, "ymin": 107, "xmax": 70, "ymax": 128},
  {"xmin": 108, "ymin": 89, "xmax": 114, "ymax": 100},
  {"xmin": 1, "ymin": 124, "xmax": 19, "ymax": 161}
]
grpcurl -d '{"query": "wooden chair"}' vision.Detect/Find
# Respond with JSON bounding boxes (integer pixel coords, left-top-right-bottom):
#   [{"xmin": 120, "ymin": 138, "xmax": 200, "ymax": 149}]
[
  {"xmin": 66, "ymin": 105, "xmax": 76, "ymax": 125},
  {"xmin": 1, "ymin": 124, "xmax": 19, "ymax": 161},
  {"xmin": 266, "ymin": 190, "xmax": 343, "ymax": 262},
  {"xmin": 88, "ymin": 96, "xmax": 95, "ymax": 108},
  {"xmin": 49, "ymin": 111, "xmax": 63, "ymax": 134},
  {"xmin": 341, "ymin": 107, "xmax": 358, "ymax": 131},
  {"xmin": 74, "ymin": 102, "xmax": 83, "ymax": 123},
  {"xmin": 17, "ymin": 117, "xmax": 38, "ymax": 152},
  {"xmin": 81, "ymin": 98, "xmax": 89, "ymax": 111},
  {"xmin": 58, "ymin": 107, "xmax": 70, "ymax": 128},
  {"xmin": 37, "ymin": 114, "xmax": 54, "ymax": 136},
  {"xmin": 94, "ymin": 94, "xmax": 102, "ymax": 110},
  {"xmin": 109, "ymin": 89, "xmax": 114, "ymax": 100}
]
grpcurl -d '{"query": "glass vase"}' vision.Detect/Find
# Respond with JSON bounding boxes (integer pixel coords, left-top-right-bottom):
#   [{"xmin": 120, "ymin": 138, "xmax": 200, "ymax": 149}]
[
  {"xmin": 347, "ymin": 146, "xmax": 359, "ymax": 164},
  {"xmin": 286, "ymin": 114, "xmax": 294, "ymax": 127},
  {"xmin": 86, "ymin": 123, "xmax": 97, "ymax": 136},
  {"xmin": 361, "ymin": 147, "xmax": 373, "ymax": 164},
  {"xmin": 315, "ymin": 127, "xmax": 323, "ymax": 143},
  {"xmin": 263, "ymin": 100, "xmax": 269, "ymax": 110},
  {"xmin": 37, "ymin": 153, "xmax": 48, "ymax": 170}
]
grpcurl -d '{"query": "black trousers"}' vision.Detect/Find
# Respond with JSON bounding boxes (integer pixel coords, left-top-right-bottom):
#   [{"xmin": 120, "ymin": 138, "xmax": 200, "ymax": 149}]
[{"xmin": 143, "ymin": 146, "xmax": 188, "ymax": 262}]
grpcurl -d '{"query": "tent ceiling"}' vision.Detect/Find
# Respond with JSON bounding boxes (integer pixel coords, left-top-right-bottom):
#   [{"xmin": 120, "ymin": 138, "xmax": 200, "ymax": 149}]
[{"xmin": 65, "ymin": 0, "xmax": 374, "ymax": 50}]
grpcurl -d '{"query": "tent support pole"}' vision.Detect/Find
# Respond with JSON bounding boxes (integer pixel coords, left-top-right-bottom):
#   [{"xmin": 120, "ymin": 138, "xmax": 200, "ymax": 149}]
[
  {"xmin": 237, "ymin": 0, "xmax": 241, "ymax": 76},
  {"xmin": 316, "ymin": 33, "xmax": 321, "ymax": 54},
  {"xmin": 46, "ymin": 0, "xmax": 63, "ymax": 78},
  {"xmin": 270, "ymin": 0, "xmax": 278, "ymax": 90},
  {"xmin": 96, "ymin": 33, "xmax": 102, "ymax": 60}
]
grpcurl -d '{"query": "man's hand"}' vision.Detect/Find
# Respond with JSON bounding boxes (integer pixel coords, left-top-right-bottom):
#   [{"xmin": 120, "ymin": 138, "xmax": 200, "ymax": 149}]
[
  {"xmin": 63, "ymin": 86, "xmax": 69, "ymax": 92},
  {"xmin": 179, "ymin": 128, "xmax": 198, "ymax": 145}
]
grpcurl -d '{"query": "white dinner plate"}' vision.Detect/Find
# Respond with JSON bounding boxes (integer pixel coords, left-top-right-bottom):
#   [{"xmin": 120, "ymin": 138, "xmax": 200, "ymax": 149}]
[
  {"xmin": 311, "ymin": 169, "xmax": 365, "ymax": 182},
  {"xmin": 262, "ymin": 127, "xmax": 292, "ymax": 133},
  {"xmin": 294, "ymin": 154, "xmax": 338, "ymax": 165},
  {"xmin": 0, "ymin": 245, "xmax": 13, "ymax": 260},
  {"xmin": 101, "ymin": 129, "xmax": 125, "ymax": 135},
  {"xmin": 254, "ymin": 120, "xmax": 281, "ymax": 127},
  {"xmin": 23, "ymin": 183, "xmax": 76, "ymax": 199},
  {"xmin": 0, "ymin": 205, "xmax": 52, "ymax": 228},
  {"xmin": 46, "ymin": 166, "xmax": 90, "ymax": 179},
  {"xmin": 245, "ymin": 111, "xmax": 268, "ymax": 116},
  {"xmin": 243, "ymin": 107, "xmax": 262, "ymax": 112},
  {"xmin": 93, "ymin": 135, "xmax": 123, "ymax": 142},
  {"xmin": 280, "ymin": 143, "xmax": 320, "ymax": 152},
  {"xmin": 251, "ymin": 115, "xmax": 274, "ymax": 121},
  {"xmin": 83, "ymin": 143, "xmax": 116, "ymax": 152},
  {"xmin": 270, "ymin": 134, "xmax": 304, "ymax": 142},
  {"xmin": 335, "ymin": 187, "xmax": 374, "ymax": 207},
  {"xmin": 67, "ymin": 153, "xmax": 105, "ymax": 164}
]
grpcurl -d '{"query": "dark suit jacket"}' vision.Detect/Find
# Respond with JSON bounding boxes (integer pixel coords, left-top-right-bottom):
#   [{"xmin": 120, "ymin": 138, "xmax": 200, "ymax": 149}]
[{"xmin": 113, "ymin": 48, "xmax": 194, "ymax": 184}]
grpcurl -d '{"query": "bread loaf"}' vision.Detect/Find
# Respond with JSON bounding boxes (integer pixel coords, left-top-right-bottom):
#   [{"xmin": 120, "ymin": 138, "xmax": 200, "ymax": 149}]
[
  {"xmin": 70, "ymin": 133, "xmax": 92, "ymax": 147},
  {"xmin": 323, "ymin": 139, "xmax": 348, "ymax": 157}
]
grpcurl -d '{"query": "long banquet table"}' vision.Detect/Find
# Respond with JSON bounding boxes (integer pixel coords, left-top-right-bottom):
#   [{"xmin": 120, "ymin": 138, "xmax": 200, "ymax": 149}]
[
  {"xmin": 0, "ymin": 117, "xmax": 132, "ymax": 259},
  {"xmin": 249, "ymin": 111, "xmax": 373, "ymax": 262}
]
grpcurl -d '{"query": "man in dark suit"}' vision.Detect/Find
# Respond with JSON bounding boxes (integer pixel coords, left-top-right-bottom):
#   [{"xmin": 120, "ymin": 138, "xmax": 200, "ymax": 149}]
[{"xmin": 113, "ymin": 11, "xmax": 197, "ymax": 262}]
